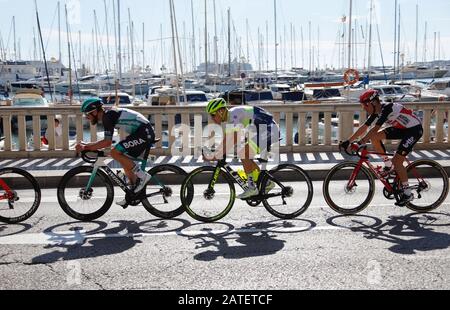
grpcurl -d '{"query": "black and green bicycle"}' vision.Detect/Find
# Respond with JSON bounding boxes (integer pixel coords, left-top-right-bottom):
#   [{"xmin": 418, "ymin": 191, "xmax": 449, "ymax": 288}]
[
  {"xmin": 180, "ymin": 153, "xmax": 314, "ymax": 223},
  {"xmin": 57, "ymin": 143, "xmax": 189, "ymax": 221}
]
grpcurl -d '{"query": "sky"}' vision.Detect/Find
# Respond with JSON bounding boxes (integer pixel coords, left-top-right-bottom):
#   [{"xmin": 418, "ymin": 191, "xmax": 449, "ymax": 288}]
[{"xmin": 0, "ymin": 0, "xmax": 449, "ymax": 73}]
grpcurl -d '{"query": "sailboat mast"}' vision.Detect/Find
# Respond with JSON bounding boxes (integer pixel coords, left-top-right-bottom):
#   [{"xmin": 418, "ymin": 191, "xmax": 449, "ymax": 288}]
[
  {"xmin": 290, "ymin": 23, "xmax": 294, "ymax": 69},
  {"xmin": 58, "ymin": 2, "xmax": 62, "ymax": 67},
  {"xmin": 213, "ymin": 0, "xmax": 218, "ymax": 74},
  {"xmin": 34, "ymin": 0, "xmax": 53, "ymax": 101},
  {"xmin": 169, "ymin": 0, "xmax": 180, "ymax": 104},
  {"xmin": 393, "ymin": 0, "xmax": 397, "ymax": 75},
  {"xmin": 204, "ymin": 0, "xmax": 208, "ymax": 79},
  {"xmin": 142, "ymin": 23, "xmax": 145, "ymax": 72},
  {"xmin": 309, "ymin": 21, "xmax": 312, "ymax": 73},
  {"xmin": 104, "ymin": 0, "xmax": 111, "ymax": 72},
  {"xmin": 191, "ymin": 0, "xmax": 196, "ymax": 73},
  {"xmin": 423, "ymin": 21, "xmax": 427, "ymax": 62},
  {"xmin": 367, "ymin": 0, "xmax": 374, "ymax": 78},
  {"xmin": 415, "ymin": 4, "xmax": 418, "ymax": 63},
  {"xmin": 397, "ymin": 5, "xmax": 401, "ymax": 74},
  {"xmin": 274, "ymin": 0, "xmax": 278, "ymax": 80},
  {"xmin": 246, "ymin": 18, "xmax": 249, "ymax": 64},
  {"xmin": 13, "ymin": 16, "xmax": 17, "ymax": 61},
  {"xmin": 347, "ymin": 0, "xmax": 353, "ymax": 69},
  {"xmin": 112, "ymin": 0, "xmax": 118, "ymax": 72},
  {"xmin": 266, "ymin": 20, "xmax": 269, "ymax": 72},
  {"xmin": 117, "ymin": 0, "xmax": 122, "ymax": 80},
  {"xmin": 301, "ymin": 26, "xmax": 304, "ymax": 69},
  {"xmin": 64, "ymin": 4, "xmax": 73, "ymax": 104},
  {"xmin": 128, "ymin": 8, "xmax": 135, "ymax": 74},
  {"xmin": 433, "ymin": 32, "xmax": 437, "ymax": 62},
  {"xmin": 78, "ymin": 31, "xmax": 82, "ymax": 72},
  {"xmin": 228, "ymin": 8, "xmax": 231, "ymax": 77}
]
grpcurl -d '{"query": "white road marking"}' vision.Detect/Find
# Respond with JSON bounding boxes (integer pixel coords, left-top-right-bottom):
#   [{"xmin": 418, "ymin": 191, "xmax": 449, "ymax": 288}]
[
  {"xmin": 37, "ymin": 159, "xmax": 58, "ymax": 167},
  {"xmin": 52, "ymin": 158, "xmax": 72, "ymax": 167},
  {"xmin": 68, "ymin": 158, "xmax": 84, "ymax": 167},
  {"xmin": 0, "ymin": 160, "xmax": 13, "ymax": 167},
  {"xmin": 420, "ymin": 150, "xmax": 436, "ymax": 158},
  {"xmin": 306, "ymin": 153, "xmax": 316, "ymax": 161},
  {"xmin": 320, "ymin": 153, "xmax": 329, "ymax": 161},
  {"xmin": 21, "ymin": 159, "xmax": 43, "ymax": 168},
  {"xmin": 5, "ymin": 159, "xmax": 28, "ymax": 168}
]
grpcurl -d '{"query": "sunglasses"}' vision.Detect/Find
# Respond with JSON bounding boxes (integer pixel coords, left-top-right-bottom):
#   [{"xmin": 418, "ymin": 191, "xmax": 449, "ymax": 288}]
[{"xmin": 84, "ymin": 110, "xmax": 97, "ymax": 117}]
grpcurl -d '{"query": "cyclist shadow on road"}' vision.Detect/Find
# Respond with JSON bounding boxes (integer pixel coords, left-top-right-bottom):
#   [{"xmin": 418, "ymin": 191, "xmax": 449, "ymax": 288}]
[
  {"xmin": 327, "ymin": 213, "xmax": 450, "ymax": 255},
  {"xmin": 31, "ymin": 219, "xmax": 190, "ymax": 264},
  {"xmin": 183, "ymin": 219, "xmax": 317, "ymax": 261}
]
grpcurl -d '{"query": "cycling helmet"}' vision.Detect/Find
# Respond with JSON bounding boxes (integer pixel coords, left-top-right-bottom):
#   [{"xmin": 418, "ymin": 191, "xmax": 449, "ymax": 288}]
[
  {"xmin": 81, "ymin": 98, "xmax": 104, "ymax": 114},
  {"xmin": 359, "ymin": 89, "xmax": 379, "ymax": 105},
  {"xmin": 206, "ymin": 98, "xmax": 227, "ymax": 115}
]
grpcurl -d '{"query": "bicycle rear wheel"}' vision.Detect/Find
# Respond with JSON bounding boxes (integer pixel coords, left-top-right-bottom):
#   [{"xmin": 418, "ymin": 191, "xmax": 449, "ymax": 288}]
[
  {"xmin": 0, "ymin": 168, "xmax": 41, "ymax": 224},
  {"xmin": 181, "ymin": 166, "xmax": 236, "ymax": 223},
  {"xmin": 141, "ymin": 164, "xmax": 189, "ymax": 219},
  {"xmin": 323, "ymin": 162, "xmax": 375, "ymax": 215},
  {"xmin": 57, "ymin": 166, "xmax": 114, "ymax": 221},
  {"xmin": 260, "ymin": 164, "xmax": 313, "ymax": 219},
  {"xmin": 404, "ymin": 160, "xmax": 449, "ymax": 213}
]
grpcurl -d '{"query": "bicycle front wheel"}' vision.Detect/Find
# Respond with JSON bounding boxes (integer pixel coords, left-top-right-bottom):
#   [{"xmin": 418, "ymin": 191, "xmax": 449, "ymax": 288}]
[
  {"xmin": 57, "ymin": 166, "xmax": 114, "ymax": 221},
  {"xmin": 323, "ymin": 162, "xmax": 375, "ymax": 215},
  {"xmin": 141, "ymin": 164, "xmax": 189, "ymax": 219},
  {"xmin": 405, "ymin": 160, "xmax": 449, "ymax": 213},
  {"xmin": 0, "ymin": 168, "xmax": 41, "ymax": 224},
  {"xmin": 260, "ymin": 164, "xmax": 313, "ymax": 219},
  {"xmin": 181, "ymin": 166, "xmax": 236, "ymax": 223}
]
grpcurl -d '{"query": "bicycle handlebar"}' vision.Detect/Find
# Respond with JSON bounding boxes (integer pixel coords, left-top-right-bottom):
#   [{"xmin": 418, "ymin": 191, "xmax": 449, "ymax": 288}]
[{"xmin": 339, "ymin": 142, "xmax": 368, "ymax": 158}]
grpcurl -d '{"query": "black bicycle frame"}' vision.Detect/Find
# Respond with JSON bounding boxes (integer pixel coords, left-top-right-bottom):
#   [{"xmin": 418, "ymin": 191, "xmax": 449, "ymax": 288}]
[{"xmin": 208, "ymin": 159, "xmax": 286, "ymax": 200}]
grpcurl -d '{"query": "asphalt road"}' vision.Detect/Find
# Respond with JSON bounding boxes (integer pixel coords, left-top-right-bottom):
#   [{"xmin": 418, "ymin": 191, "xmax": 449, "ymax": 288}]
[{"xmin": 0, "ymin": 181, "xmax": 449, "ymax": 290}]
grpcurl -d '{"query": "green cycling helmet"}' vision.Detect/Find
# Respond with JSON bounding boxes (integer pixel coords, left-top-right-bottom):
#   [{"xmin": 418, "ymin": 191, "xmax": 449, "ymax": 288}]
[
  {"xmin": 81, "ymin": 98, "xmax": 104, "ymax": 114},
  {"xmin": 206, "ymin": 98, "xmax": 227, "ymax": 115}
]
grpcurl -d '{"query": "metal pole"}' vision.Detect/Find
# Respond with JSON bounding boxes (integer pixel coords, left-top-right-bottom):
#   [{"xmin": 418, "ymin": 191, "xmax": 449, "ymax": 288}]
[
  {"xmin": 347, "ymin": 0, "xmax": 353, "ymax": 69},
  {"xmin": 117, "ymin": 0, "xmax": 122, "ymax": 80}
]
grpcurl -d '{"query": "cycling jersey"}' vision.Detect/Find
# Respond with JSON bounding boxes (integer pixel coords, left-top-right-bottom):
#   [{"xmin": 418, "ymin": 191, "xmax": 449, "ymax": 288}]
[
  {"xmin": 102, "ymin": 108, "xmax": 151, "ymax": 141},
  {"xmin": 227, "ymin": 106, "xmax": 275, "ymax": 129},
  {"xmin": 226, "ymin": 106, "xmax": 278, "ymax": 153},
  {"xmin": 102, "ymin": 108, "xmax": 155, "ymax": 158},
  {"xmin": 365, "ymin": 103, "xmax": 422, "ymax": 129}
]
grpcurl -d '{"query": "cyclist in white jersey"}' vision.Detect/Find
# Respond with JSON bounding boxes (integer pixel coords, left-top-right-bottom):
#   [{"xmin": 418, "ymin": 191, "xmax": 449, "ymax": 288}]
[
  {"xmin": 76, "ymin": 98, "xmax": 155, "ymax": 206},
  {"xmin": 340, "ymin": 89, "xmax": 424, "ymax": 206},
  {"xmin": 205, "ymin": 98, "xmax": 279, "ymax": 200}
]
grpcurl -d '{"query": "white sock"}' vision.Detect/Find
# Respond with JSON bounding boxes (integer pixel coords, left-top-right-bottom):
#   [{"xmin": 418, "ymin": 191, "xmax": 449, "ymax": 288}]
[
  {"xmin": 384, "ymin": 158, "xmax": 393, "ymax": 169},
  {"xmin": 133, "ymin": 164, "xmax": 148, "ymax": 179},
  {"xmin": 402, "ymin": 182, "xmax": 411, "ymax": 195},
  {"xmin": 248, "ymin": 176, "xmax": 257, "ymax": 189}
]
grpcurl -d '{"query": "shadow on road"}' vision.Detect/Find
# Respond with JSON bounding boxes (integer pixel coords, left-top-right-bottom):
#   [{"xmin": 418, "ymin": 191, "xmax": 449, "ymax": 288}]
[
  {"xmin": 31, "ymin": 219, "xmax": 191, "ymax": 264},
  {"xmin": 0, "ymin": 223, "xmax": 32, "ymax": 237},
  {"xmin": 326, "ymin": 212, "xmax": 450, "ymax": 255},
  {"xmin": 180, "ymin": 219, "xmax": 317, "ymax": 261}
]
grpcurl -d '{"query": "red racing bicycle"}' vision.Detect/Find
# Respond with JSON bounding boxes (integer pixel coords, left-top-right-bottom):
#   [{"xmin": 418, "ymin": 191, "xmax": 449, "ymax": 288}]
[
  {"xmin": 0, "ymin": 138, "xmax": 41, "ymax": 224},
  {"xmin": 323, "ymin": 143, "xmax": 449, "ymax": 215}
]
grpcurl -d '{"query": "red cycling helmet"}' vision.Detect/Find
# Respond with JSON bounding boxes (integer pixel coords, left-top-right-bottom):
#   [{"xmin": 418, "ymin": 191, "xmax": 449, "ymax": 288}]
[{"xmin": 360, "ymin": 89, "xmax": 379, "ymax": 105}]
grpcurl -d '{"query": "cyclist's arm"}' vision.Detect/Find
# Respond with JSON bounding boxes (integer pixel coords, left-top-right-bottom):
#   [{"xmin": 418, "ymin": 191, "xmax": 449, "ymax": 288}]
[
  {"xmin": 348, "ymin": 124, "xmax": 369, "ymax": 142},
  {"xmin": 82, "ymin": 140, "xmax": 113, "ymax": 152},
  {"xmin": 211, "ymin": 131, "xmax": 238, "ymax": 160},
  {"xmin": 360, "ymin": 125, "xmax": 382, "ymax": 144}
]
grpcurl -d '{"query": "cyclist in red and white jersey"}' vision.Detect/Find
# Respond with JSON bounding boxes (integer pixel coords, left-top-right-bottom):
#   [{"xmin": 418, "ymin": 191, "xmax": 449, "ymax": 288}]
[{"xmin": 341, "ymin": 89, "xmax": 424, "ymax": 206}]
